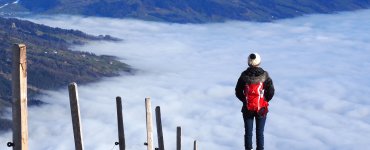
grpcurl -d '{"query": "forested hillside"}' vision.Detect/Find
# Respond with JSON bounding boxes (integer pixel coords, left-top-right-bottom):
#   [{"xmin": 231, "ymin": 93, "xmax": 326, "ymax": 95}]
[{"xmin": 0, "ymin": 17, "xmax": 132, "ymax": 131}]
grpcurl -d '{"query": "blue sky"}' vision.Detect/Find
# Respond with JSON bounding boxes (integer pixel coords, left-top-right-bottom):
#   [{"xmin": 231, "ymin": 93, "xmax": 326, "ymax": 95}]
[{"xmin": 1, "ymin": 9, "xmax": 370, "ymax": 150}]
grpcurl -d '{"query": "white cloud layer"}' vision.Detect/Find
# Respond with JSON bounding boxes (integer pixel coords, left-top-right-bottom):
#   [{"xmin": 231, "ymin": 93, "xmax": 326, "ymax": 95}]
[{"xmin": 2, "ymin": 10, "xmax": 370, "ymax": 150}]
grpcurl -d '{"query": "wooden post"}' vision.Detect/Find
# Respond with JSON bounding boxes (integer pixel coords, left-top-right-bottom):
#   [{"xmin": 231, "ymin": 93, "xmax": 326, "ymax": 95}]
[
  {"xmin": 12, "ymin": 44, "xmax": 28, "ymax": 150},
  {"xmin": 193, "ymin": 140, "xmax": 197, "ymax": 150},
  {"xmin": 68, "ymin": 83, "xmax": 84, "ymax": 150},
  {"xmin": 176, "ymin": 126, "xmax": 181, "ymax": 150},
  {"xmin": 116, "ymin": 96, "xmax": 126, "ymax": 150},
  {"xmin": 145, "ymin": 98, "xmax": 154, "ymax": 150},
  {"xmin": 155, "ymin": 106, "xmax": 165, "ymax": 150}
]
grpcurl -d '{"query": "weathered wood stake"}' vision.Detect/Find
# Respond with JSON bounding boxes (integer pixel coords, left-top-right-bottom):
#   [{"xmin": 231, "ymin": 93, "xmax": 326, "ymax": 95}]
[
  {"xmin": 176, "ymin": 126, "xmax": 181, "ymax": 150},
  {"xmin": 145, "ymin": 98, "xmax": 154, "ymax": 150},
  {"xmin": 116, "ymin": 96, "xmax": 126, "ymax": 150},
  {"xmin": 193, "ymin": 140, "xmax": 197, "ymax": 150},
  {"xmin": 155, "ymin": 106, "xmax": 165, "ymax": 150},
  {"xmin": 68, "ymin": 82, "xmax": 84, "ymax": 150},
  {"xmin": 12, "ymin": 44, "xmax": 28, "ymax": 150}
]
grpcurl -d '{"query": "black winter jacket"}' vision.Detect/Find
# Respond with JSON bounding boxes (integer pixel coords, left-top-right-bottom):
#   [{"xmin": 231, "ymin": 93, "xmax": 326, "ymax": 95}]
[{"xmin": 235, "ymin": 67, "xmax": 275, "ymax": 114}]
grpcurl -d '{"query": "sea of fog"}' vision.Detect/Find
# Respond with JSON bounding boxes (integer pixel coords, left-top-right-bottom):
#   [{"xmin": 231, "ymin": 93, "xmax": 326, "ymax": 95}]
[{"xmin": 1, "ymin": 9, "xmax": 370, "ymax": 150}]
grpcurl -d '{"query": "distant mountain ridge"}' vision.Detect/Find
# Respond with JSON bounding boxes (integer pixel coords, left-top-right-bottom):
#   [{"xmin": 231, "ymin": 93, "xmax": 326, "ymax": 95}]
[
  {"xmin": 1, "ymin": 0, "xmax": 370, "ymax": 23},
  {"xmin": 0, "ymin": 16, "xmax": 132, "ymax": 131},
  {"xmin": 0, "ymin": 17, "xmax": 130, "ymax": 101}
]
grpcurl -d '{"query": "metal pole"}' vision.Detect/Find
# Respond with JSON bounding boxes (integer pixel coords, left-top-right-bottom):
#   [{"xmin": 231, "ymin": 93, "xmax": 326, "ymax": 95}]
[
  {"xmin": 176, "ymin": 126, "xmax": 181, "ymax": 150},
  {"xmin": 145, "ymin": 98, "xmax": 154, "ymax": 150},
  {"xmin": 116, "ymin": 96, "xmax": 126, "ymax": 150},
  {"xmin": 155, "ymin": 106, "xmax": 165, "ymax": 150},
  {"xmin": 12, "ymin": 44, "xmax": 28, "ymax": 150},
  {"xmin": 68, "ymin": 82, "xmax": 84, "ymax": 150}
]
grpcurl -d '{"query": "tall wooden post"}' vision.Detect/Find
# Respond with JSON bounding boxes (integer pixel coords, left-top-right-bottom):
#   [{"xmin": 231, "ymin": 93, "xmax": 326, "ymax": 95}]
[
  {"xmin": 155, "ymin": 106, "xmax": 165, "ymax": 150},
  {"xmin": 116, "ymin": 96, "xmax": 126, "ymax": 150},
  {"xmin": 68, "ymin": 82, "xmax": 84, "ymax": 150},
  {"xmin": 12, "ymin": 44, "xmax": 28, "ymax": 150},
  {"xmin": 145, "ymin": 98, "xmax": 154, "ymax": 150},
  {"xmin": 193, "ymin": 140, "xmax": 197, "ymax": 150},
  {"xmin": 176, "ymin": 126, "xmax": 181, "ymax": 150}
]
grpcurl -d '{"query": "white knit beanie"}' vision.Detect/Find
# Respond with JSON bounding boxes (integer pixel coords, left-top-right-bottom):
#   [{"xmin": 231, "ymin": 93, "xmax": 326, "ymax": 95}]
[{"xmin": 248, "ymin": 53, "xmax": 261, "ymax": 67}]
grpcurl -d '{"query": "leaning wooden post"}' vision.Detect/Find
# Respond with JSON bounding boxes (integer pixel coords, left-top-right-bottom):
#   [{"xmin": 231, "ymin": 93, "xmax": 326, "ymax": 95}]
[
  {"xmin": 145, "ymin": 98, "xmax": 154, "ymax": 150},
  {"xmin": 68, "ymin": 83, "xmax": 84, "ymax": 150},
  {"xmin": 193, "ymin": 140, "xmax": 197, "ymax": 150},
  {"xmin": 116, "ymin": 96, "xmax": 126, "ymax": 150},
  {"xmin": 12, "ymin": 44, "xmax": 28, "ymax": 150},
  {"xmin": 155, "ymin": 106, "xmax": 165, "ymax": 150},
  {"xmin": 176, "ymin": 126, "xmax": 181, "ymax": 150}
]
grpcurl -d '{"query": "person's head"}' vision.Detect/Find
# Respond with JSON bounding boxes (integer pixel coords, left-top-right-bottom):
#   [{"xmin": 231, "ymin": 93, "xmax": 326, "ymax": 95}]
[{"xmin": 248, "ymin": 53, "xmax": 261, "ymax": 67}]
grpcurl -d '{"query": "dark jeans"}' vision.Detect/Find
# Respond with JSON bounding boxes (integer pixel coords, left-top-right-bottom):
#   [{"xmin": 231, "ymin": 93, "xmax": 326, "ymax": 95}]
[{"xmin": 243, "ymin": 112, "xmax": 266, "ymax": 150}]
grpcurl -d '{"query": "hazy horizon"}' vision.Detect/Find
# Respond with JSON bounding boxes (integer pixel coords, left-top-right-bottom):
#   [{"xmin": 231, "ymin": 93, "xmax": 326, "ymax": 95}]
[{"xmin": 1, "ymin": 9, "xmax": 370, "ymax": 150}]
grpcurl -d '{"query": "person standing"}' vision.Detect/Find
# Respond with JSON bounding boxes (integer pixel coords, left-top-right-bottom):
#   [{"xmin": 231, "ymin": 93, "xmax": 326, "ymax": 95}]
[{"xmin": 235, "ymin": 53, "xmax": 275, "ymax": 150}]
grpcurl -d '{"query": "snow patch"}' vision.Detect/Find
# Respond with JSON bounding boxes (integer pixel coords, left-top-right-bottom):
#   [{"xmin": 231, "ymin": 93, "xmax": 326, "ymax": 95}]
[
  {"xmin": 0, "ymin": 0, "xmax": 19, "ymax": 9},
  {"xmin": 0, "ymin": 3, "xmax": 9, "ymax": 9},
  {"xmin": 12, "ymin": 0, "xmax": 19, "ymax": 4},
  {"xmin": 0, "ymin": 0, "xmax": 20, "ymax": 9}
]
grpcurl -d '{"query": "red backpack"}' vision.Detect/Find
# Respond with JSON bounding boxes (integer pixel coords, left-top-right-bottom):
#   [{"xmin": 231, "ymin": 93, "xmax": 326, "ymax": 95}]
[{"xmin": 244, "ymin": 82, "xmax": 269, "ymax": 115}]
